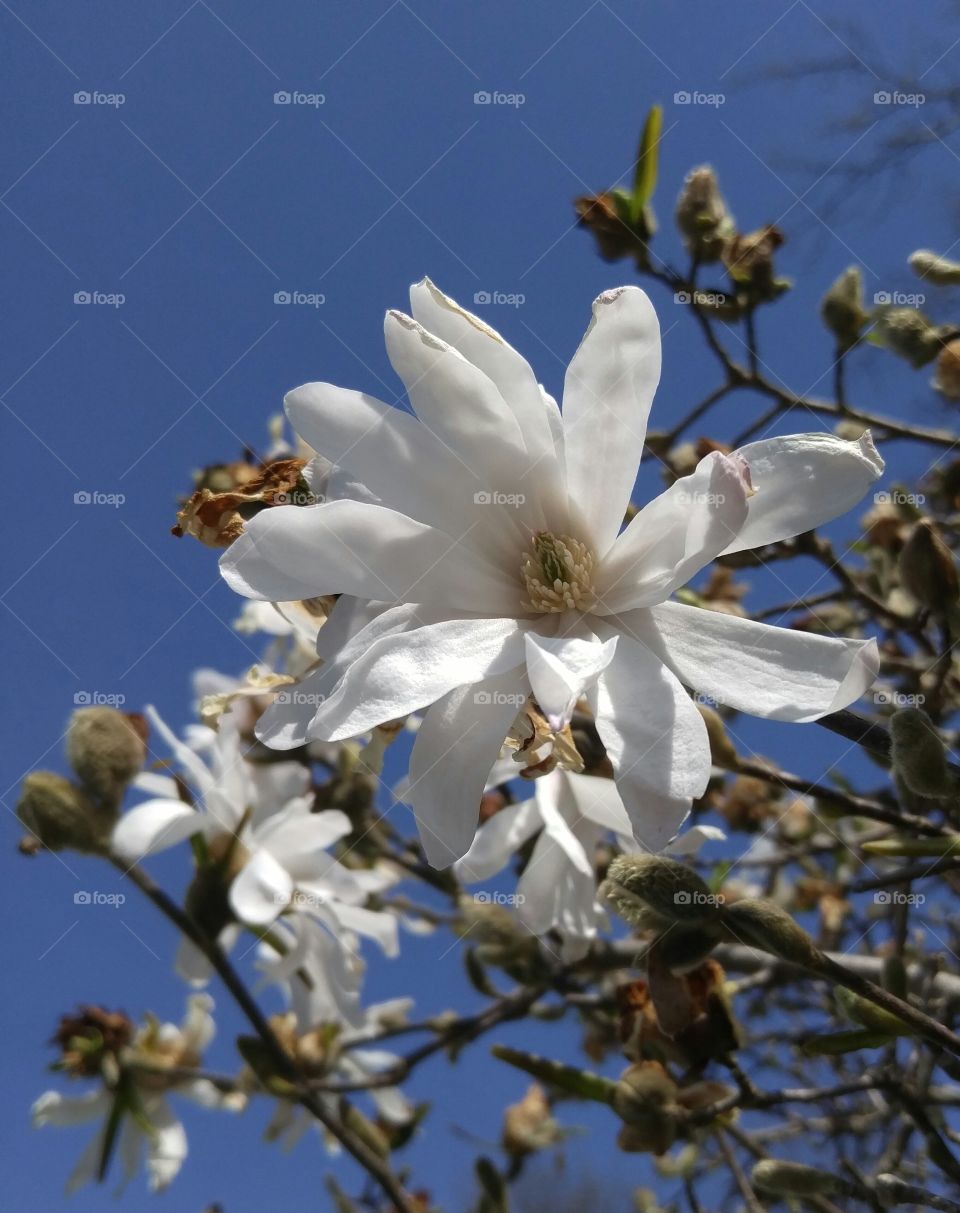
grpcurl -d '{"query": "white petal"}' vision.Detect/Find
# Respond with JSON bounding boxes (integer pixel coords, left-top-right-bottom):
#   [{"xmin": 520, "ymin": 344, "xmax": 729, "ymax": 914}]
[
  {"xmin": 308, "ymin": 616, "xmax": 526, "ymax": 742},
  {"xmin": 409, "ymin": 278, "xmax": 567, "ymax": 513},
  {"xmin": 33, "ymin": 1089, "xmax": 110, "ymax": 1128},
  {"xmin": 562, "ymin": 287, "xmax": 662, "ymax": 556},
  {"xmin": 455, "ymin": 798, "xmax": 542, "ymax": 882},
  {"xmin": 594, "ymin": 451, "xmax": 750, "ymax": 613},
  {"xmin": 220, "ymin": 499, "xmax": 517, "ymax": 614},
  {"xmin": 229, "ymin": 848, "xmax": 294, "ymax": 926},
  {"xmin": 524, "ymin": 632, "xmax": 618, "ymax": 731},
  {"xmin": 722, "ymin": 431, "xmax": 884, "ymax": 555},
  {"xmin": 536, "ymin": 773, "xmax": 595, "ymax": 877},
  {"xmin": 327, "ymin": 902, "xmax": 399, "ymax": 957},
  {"xmin": 174, "ymin": 935, "xmax": 213, "ymax": 987},
  {"xmin": 588, "ymin": 637, "xmax": 711, "ymax": 852},
  {"xmin": 145, "ymin": 705, "xmax": 215, "ymax": 798},
  {"xmin": 640, "ymin": 599, "xmax": 880, "ymax": 721},
  {"xmin": 517, "ymin": 831, "xmax": 599, "ymax": 943},
  {"xmin": 255, "ymin": 809, "xmax": 352, "ymax": 862},
  {"xmin": 664, "ymin": 823, "xmax": 727, "ymax": 857},
  {"xmin": 143, "ymin": 1099, "xmax": 187, "ymax": 1192},
  {"xmin": 561, "ymin": 770, "xmax": 633, "ymax": 835},
  {"xmin": 111, "ymin": 800, "xmax": 202, "ymax": 862},
  {"xmin": 407, "ymin": 669, "xmax": 527, "ymax": 867}
]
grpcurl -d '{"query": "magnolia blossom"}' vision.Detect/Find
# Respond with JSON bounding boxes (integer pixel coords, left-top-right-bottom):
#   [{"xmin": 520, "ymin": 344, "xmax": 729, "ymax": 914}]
[
  {"xmin": 221, "ymin": 280, "xmax": 882, "ymax": 866},
  {"xmin": 456, "ymin": 764, "xmax": 725, "ymax": 959},
  {"xmin": 33, "ymin": 996, "xmax": 224, "ymax": 1193},
  {"xmin": 112, "ymin": 707, "xmax": 398, "ymax": 985}
]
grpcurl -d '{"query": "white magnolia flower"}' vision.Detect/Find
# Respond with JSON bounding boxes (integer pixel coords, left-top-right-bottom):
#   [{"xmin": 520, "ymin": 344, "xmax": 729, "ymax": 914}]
[
  {"xmin": 456, "ymin": 765, "xmax": 725, "ymax": 960},
  {"xmin": 112, "ymin": 707, "xmax": 398, "ymax": 982},
  {"xmin": 33, "ymin": 995, "xmax": 224, "ymax": 1193},
  {"xmin": 221, "ymin": 280, "xmax": 882, "ymax": 866}
]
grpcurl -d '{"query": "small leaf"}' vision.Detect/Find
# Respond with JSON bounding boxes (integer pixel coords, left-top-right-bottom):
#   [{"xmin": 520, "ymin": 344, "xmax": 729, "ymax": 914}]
[
  {"xmin": 801, "ymin": 1029, "xmax": 893, "ymax": 1055},
  {"xmin": 491, "ymin": 1046, "xmax": 616, "ymax": 1104},
  {"xmin": 475, "ymin": 1157, "xmax": 508, "ymax": 1213},
  {"xmin": 631, "ymin": 105, "xmax": 663, "ymax": 222}
]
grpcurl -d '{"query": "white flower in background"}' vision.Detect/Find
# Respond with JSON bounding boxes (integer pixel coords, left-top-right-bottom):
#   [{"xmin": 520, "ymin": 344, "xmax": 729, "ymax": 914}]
[
  {"xmin": 456, "ymin": 764, "xmax": 725, "ymax": 960},
  {"xmin": 221, "ymin": 280, "xmax": 882, "ymax": 867},
  {"xmin": 112, "ymin": 707, "xmax": 398, "ymax": 987},
  {"xmin": 33, "ymin": 995, "xmax": 226, "ymax": 1193}
]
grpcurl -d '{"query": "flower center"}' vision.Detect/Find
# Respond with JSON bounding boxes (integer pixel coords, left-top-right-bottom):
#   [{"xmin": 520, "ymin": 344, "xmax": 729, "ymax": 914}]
[{"xmin": 520, "ymin": 531, "xmax": 596, "ymax": 614}]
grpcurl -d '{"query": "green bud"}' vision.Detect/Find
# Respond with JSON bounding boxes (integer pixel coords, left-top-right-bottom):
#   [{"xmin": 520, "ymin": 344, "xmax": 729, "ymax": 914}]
[
  {"xmin": 836, "ymin": 986, "xmax": 909, "ymax": 1035},
  {"xmin": 898, "ymin": 519, "xmax": 959, "ymax": 614},
  {"xmin": 17, "ymin": 771, "xmax": 116, "ymax": 854},
  {"xmin": 751, "ymin": 1160, "xmax": 842, "ymax": 1197},
  {"xmin": 862, "ymin": 836, "xmax": 960, "ymax": 857},
  {"xmin": 908, "ymin": 249, "xmax": 960, "ymax": 285},
  {"xmin": 720, "ymin": 899, "xmax": 821, "ymax": 968},
  {"xmin": 602, "ymin": 854, "xmax": 722, "ymax": 930},
  {"xmin": 890, "ymin": 707, "xmax": 955, "ymax": 798},
  {"xmin": 67, "ymin": 708, "xmax": 146, "ymax": 811},
  {"xmin": 821, "ymin": 266, "xmax": 868, "ymax": 349}
]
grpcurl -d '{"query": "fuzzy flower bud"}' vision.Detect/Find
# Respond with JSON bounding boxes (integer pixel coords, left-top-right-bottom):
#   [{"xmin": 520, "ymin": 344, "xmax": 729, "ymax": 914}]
[
  {"xmin": 602, "ymin": 854, "xmax": 722, "ymax": 930},
  {"xmin": 871, "ymin": 307, "xmax": 949, "ymax": 368},
  {"xmin": 752, "ymin": 1160, "xmax": 843, "ymax": 1198},
  {"xmin": 908, "ymin": 249, "xmax": 960, "ymax": 285},
  {"xmin": 17, "ymin": 771, "xmax": 117, "ymax": 853},
  {"xmin": 720, "ymin": 898, "xmax": 821, "ymax": 968},
  {"xmin": 932, "ymin": 338, "xmax": 960, "ymax": 400},
  {"xmin": 889, "ymin": 707, "xmax": 955, "ymax": 799},
  {"xmin": 675, "ymin": 166, "xmax": 733, "ymax": 263},
  {"xmin": 821, "ymin": 266, "xmax": 868, "ymax": 350},
  {"xmin": 67, "ymin": 708, "xmax": 147, "ymax": 810},
  {"xmin": 898, "ymin": 519, "xmax": 959, "ymax": 614}
]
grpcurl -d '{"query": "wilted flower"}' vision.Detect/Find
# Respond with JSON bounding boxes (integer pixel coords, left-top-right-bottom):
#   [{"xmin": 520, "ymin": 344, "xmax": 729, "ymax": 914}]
[{"xmin": 221, "ymin": 281, "xmax": 881, "ymax": 866}]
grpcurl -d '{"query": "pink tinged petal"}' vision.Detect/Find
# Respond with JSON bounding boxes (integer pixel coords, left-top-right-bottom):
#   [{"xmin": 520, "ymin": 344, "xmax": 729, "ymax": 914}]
[
  {"xmin": 562, "ymin": 287, "xmax": 662, "ymax": 557},
  {"xmin": 589, "ymin": 637, "xmax": 711, "ymax": 852},
  {"xmin": 643, "ymin": 599, "xmax": 880, "ymax": 722},
  {"xmin": 406, "ymin": 668, "xmax": 528, "ymax": 868},
  {"xmin": 409, "ymin": 278, "xmax": 567, "ymax": 513},
  {"xmin": 384, "ymin": 310, "xmax": 547, "ymax": 535},
  {"xmin": 562, "ymin": 770, "xmax": 634, "ymax": 835},
  {"xmin": 524, "ymin": 632, "xmax": 618, "ymax": 731},
  {"xmin": 111, "ymin": 800, "xmax": 202, "ymax": 862},
  {"xmin": 220, "ymin": 499, "xmax": 517, "ymax": 615},
  {"xmin": 722, "ymin": 430, "xmax": 884, "ymax": 555},
  {"xmin": 594, "ymin": 451, "xmax": 750, "ymax": 613},
  {"xmin": 307, "ymin": 616, "xmax": 526, "ymax": 742},
  {"xmin": 455, "ymin": 797, "xmax": 542, "ymax": 883},
  {"xmin": 229, "ymin": 849, "xmax": 294, "ymax": 926}
]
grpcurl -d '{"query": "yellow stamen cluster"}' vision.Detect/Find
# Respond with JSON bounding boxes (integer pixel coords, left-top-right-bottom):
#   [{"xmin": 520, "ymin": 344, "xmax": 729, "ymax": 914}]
[{"xmin": 521, "ymin": 531, "xmax": 596, "ymax": 613}]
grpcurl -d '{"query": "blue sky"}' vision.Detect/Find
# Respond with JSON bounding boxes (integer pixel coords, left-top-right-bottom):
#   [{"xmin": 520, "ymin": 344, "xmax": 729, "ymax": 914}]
[{"xmin": 3, "ymin": 1, "xmax": 958, "ymax": 1208}]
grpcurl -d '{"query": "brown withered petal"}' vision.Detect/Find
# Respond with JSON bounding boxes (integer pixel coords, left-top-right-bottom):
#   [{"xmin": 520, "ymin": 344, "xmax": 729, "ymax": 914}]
[{"xmin": 172, "ymin": 457, "xmax": 308, "ymax": 548}]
